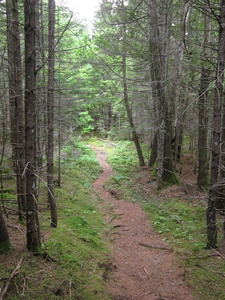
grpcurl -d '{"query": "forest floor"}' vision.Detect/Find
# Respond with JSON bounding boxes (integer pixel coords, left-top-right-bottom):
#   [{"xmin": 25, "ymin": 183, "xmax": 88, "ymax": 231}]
[
  {"xmin": 1, "ymin": 143, "xmax": 213, "ymax": 300},
  {"xmin": 93, "ymin": 148, "xmax": 198, "ymax": 300}
]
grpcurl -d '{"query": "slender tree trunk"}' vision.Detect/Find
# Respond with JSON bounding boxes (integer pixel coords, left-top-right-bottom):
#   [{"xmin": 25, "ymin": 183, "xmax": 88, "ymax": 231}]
[
  {"xmin": 197, "ymin": 0, "xmax": 211, "ymax": 189},
  {"xmin": 121, "ymin": 1, "xmax": 145, "ymax": 167},
  {"xmin": 149, "ymin": 131, "xmax": 157, "ymax": 167},
  {"xmin": 56, "ymin": 10, "xmax": 62, "ymax": 188},
  {"xmin": 47, "ymin": 0, "xmax": 57, "ymax": 227},
  {"xmin": 24, "ymin": 0, "xmax": 41, "ymax": 252},
  {"xmin": 122, "ymin": 55, "xmax": 145, "ymax": 167},
  {"xmin": 206, "ymin": 0, "xmax": 225, "ymax": 249}
]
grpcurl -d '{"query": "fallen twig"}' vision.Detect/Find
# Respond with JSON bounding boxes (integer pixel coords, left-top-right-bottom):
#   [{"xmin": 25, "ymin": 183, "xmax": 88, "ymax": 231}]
[
  {"xmin": 8, "ymin": 224, "xmax": 25, "ymax": 235},
  {"xmin": 211, "ymin": 248, "xmax": 225, "ymax": 259},
  {"xmin": 143, "ymin": 267, "xmax": 150, "ymax": 276},
  {"xmin": 69, "ymin": 279, "xmax": 72, "ymax": 298},
  {"xmin": 196, "ymin": 264, "xmax": 225, "ymax": 278},
  {"xmin": 138, "ymin": 243, "xmax": 173, "ymax": 252},
  {"xmin": 0, "ymin": 258, "xmax": 23, "ymax": 299},
  {"xmin": 106, "ymin": 224, "xmax": 123, "ymax": 235},
  {"xmin": 107, "ymin": 217, "xmax": 115, "ymax": 224}
]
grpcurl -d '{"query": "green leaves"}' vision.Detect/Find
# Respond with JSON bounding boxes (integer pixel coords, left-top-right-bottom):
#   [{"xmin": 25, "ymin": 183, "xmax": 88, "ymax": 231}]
[{"xmin": 145, "ymin": 199, "xmax": 206, "ymax": 252}]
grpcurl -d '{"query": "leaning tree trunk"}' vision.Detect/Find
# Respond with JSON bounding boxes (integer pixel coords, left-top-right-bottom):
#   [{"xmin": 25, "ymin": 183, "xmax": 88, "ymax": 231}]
[
  {"xmin": 121, "ymin": 2, "xmax": 145, "ymax": 167},
  {"xmin": 24, "ymin": 0, "xmax": 41, "ymax": 252},
  {"xmin": 47, "ymin": 0, "xmax": 57, "ymax": 227},
  {"xmin": 206, "ymin": 0, "xmax": 225, "ymax": 249},
  {"xmin": 122, "ymin": 55, "xmax": 145, "ymax": 167}
]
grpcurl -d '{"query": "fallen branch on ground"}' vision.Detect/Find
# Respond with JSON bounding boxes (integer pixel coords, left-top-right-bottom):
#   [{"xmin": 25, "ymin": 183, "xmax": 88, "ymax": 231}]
[
  {"xmin": 138, "ymin": 243, "xmax": 173, "ymax": 252},
  {"xmin": 211, "ymin": 247, "xmax": 225, "ymax": 259},
  {"xmin": 195, "ymin": 264, "xmax": 225, "ymax": 278},
  {"xmin": 0, "ymin": 258, "xmax": 23, "ymax": 300},
  {"xmin": 106, "ymin": 224, "xmax": 123, "ymax": 235}
]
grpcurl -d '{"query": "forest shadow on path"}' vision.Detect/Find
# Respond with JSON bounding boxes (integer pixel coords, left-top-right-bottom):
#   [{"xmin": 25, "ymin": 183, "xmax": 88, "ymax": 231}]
[{"xmin": 93, "ymin": 148, "xmax": 194, "ymax": 300}]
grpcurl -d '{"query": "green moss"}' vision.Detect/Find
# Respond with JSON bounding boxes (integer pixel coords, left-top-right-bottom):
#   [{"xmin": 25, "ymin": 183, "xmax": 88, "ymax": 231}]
[
  {"xmin": 100, "ymin": 138, "xmax": 225, "ymax": 299},
  {"xmin": 1, "ymin": 140, "xmax": 111, "ymax": 300},
  {"xmin": 162, "ymin": 171, "xmax": 180, "ymax": 186},
  {"xmin": 0, "ymin": 240, "xmax": 12, "ymax": 254}
]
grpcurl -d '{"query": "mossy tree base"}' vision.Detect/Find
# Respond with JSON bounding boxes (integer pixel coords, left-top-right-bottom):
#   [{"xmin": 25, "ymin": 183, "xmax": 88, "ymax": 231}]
[{"xmin": 162, "ymin": 171, "xmax": 180, "ymax": 187}]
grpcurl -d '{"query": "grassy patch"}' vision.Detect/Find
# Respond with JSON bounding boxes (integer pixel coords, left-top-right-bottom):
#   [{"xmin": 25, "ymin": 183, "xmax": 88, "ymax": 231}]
[
  {"xmin": 144, "ymin": 198, "xmax": 206, "ymax": 252},
  {"xmin": 0, "ymin": 139, "xmax": 111, "ymax": 300},
  {"xmin": 101, "ymin": 138, "xmax": 225, "ymax": 300}
]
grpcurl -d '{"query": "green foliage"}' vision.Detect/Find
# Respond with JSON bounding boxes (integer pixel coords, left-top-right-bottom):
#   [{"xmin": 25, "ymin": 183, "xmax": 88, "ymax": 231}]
[
  {"xmin": 0, "ymin": 240, "xmax": 12, "ymax": 254},
  {"xmin": 78, "ymin": 111, "xmax": 94, "ymax": 133},
  {"xmin": 144, "ymin": 199, "xmax": 206, "ymax": 252},
  {"xmin": 1, "ymin": 140, "xmax": 110, "ymax": 300},
  {"xmin": 101, "ymin": 139, "xmax": 225, "ymax": 299},
  {"xmin": 106, "ymin": 140, "xmax": 142, "ymax": 174},
  {"xmin": 145, "ymin": 195, "xmax": 225, "ymax": 300},
  {"xmin": 61, "ymin": 139, "xmax": 102, "ymax": 181}
]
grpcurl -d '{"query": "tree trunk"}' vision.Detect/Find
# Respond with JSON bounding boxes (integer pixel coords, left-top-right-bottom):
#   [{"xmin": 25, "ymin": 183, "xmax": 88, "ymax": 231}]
[
  {"xmin": 6, "ymin": 0, "xmax": 26, "ymax": 221},
  {"xmin": 24, "ymin": 0, "xmax": 41, "ymax": 252},
  {"xmin": 0, "ymin": 210, "xmax": 11, "ymax": 253},
  {"xmin": 121, "ymin": 1, "xmax": 145, "ymax": 167},
  {"xmin": 148, "ymin": 0, "xmax": 176, "ymax": 188},
  {"xmin": 206, "ymin": 0, "xmax": 225, "ymax": 249},
  {"xmin": 197, "ymin": 0, "xmax": 211, "ymax": 189},
  {"xmin": 149, "ymin": 131, "xmax": 157, "ymax": 167},
  {"xmin": 47, "ymin": 0, "xmax": 57, "ymax": 227}
]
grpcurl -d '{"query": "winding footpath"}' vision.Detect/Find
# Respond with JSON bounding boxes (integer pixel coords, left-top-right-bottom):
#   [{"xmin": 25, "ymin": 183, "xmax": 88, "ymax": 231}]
[{"xmin": 93, "ymin": 148, "xmax": 194, "ymax": 300}]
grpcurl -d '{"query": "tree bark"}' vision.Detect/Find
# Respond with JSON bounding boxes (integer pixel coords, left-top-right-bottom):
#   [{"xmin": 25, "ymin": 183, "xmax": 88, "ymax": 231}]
[
  {"xmin": 47, "ymin": 0, "xmax": 57, "ymax": 227},
  {"xmin": 6, "ymin": 0, "xmax": 26, "ymax": 221},
  {"xmin": 0, "ymin": 210, "xmax": 11, "ymax": 253},
  {"xmin": 197, "ymin": 0, "xmax": 211, "ymax": 189},
  {"xmin": 206, "ymin": 0, "xmax": 225, "ymax": 249},
  {"xmin": 24, "ymin": 0, "xmax": 41, "ymax": 252},
  {"xmin": 148, "ymin": 0, "xmax": 176, "ymax": 188},
  {"xmin": 149, "ymin": 131, "xmax": 157, "ymax": 167}
]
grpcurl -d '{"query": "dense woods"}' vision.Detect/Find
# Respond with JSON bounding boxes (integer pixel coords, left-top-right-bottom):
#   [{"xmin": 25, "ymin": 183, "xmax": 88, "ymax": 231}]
[{"xmin": 2, "ymin": 0, "xmax": 225, "ymax": 296}]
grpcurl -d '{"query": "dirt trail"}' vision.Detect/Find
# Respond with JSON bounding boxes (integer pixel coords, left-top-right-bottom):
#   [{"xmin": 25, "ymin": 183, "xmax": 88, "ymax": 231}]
[{"xmin": 93, "ymin": 149, "xmax": 194, "ymax": 300}]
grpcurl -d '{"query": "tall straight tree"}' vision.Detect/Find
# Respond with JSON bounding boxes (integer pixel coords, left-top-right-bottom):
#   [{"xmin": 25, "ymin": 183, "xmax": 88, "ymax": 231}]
[
  {"xmin": 24, "ymin": 0, "xmax": 41, "ymax": 252},
  {"xmin": 147, "ymin": 0, "xmax": 177, "ymax": 189},
  {"xmin": 6, "ymin": 0, "xmax": 26, "ymax": 221},
  {"xmin": 47, "ymin": 0, "xmax": 57, "ymax": 227},
  {"xmin": 206, "ymin": 0, "xmax": 225, "ymax": 249},
  {"xmin": 197, "ymin": 0, "xmax": 211, "ymax": 189}
]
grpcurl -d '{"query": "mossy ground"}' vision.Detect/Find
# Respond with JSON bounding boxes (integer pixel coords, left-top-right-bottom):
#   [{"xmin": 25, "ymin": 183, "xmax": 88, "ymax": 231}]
[
  {"xmin": 0, "ymin": 138, "xmax": 111, "ymax": 300},
  {"xmin": 101, "ymin": 138, "xmax": 225, "ymax": 300},
  {"xmin": 2, "ymin": 137, "xmax": 225, "ymax": 299}
]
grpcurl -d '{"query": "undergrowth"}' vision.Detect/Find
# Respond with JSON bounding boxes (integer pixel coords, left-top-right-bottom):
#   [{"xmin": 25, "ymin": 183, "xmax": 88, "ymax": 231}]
[
  {"xmin": 3, "ymin": 137, "xmax": 225, "ymax": 299},
  {"xmin": 100, "ymin": 138, "xmax": 225, "ymax": 300},
  {"xmin": 0, "ymin": 138, "xmax": 111, "ymax": 300}
]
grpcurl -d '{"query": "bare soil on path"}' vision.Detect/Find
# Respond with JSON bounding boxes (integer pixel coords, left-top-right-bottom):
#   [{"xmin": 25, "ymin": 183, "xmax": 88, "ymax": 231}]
[{"xmin": 93, "ymin": 149, "xmax": 194, "ymax": 300}]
